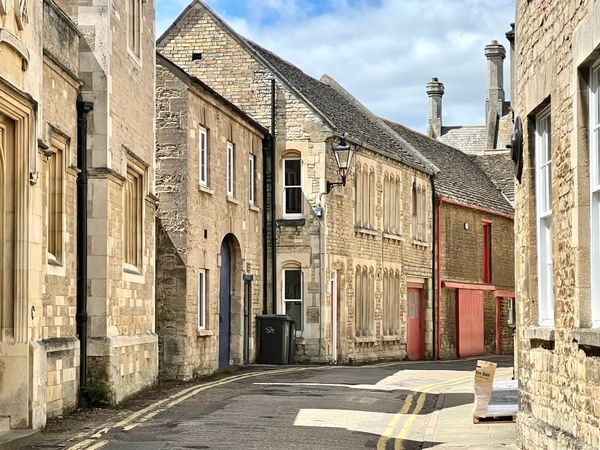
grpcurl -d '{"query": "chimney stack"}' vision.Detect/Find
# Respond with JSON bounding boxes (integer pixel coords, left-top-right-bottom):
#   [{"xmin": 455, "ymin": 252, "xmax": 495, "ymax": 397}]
[
  {"xmin": 485, "ymin": 40, "xmax": 506, "ymax": 148},
  {"xmin": 426, "ymin": 77, "xmax": 444, "ymax": 139}
]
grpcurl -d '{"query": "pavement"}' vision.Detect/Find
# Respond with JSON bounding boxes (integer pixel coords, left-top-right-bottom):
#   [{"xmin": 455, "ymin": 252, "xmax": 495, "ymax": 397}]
[{"xmin": 12, "ymin": 356, "xmax": 517, "ymax": 450}]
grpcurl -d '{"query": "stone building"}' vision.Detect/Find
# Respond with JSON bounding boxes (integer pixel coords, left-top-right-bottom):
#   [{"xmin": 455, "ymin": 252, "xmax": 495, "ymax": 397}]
[
  {"xmin": 158, "ymin": 0, "xmax": 437, "ymax": 364},
  {"xmin": 55, "ymin": 0, "xmax": 159, "ymax": 405},
  {"xmin": 513, "ymin": 0, "xmax": 600, "ymax": 448},
  {"xmin": 155, "ymin": 54, "xmax": 267, "ymax": 379},
  {"xmin": 0, "ymin": 0, "xmax": 157, "ymax": 431},
  {"xmin": 387, "ymin": 121, "xmax": 515, "ymax": 359}
]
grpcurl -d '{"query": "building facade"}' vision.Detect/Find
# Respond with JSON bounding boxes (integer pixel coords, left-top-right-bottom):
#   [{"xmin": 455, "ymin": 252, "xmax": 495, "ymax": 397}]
[
  {"xmin": 158, "ymin": 0, "xmax": 436, "ymax": 365},
  {"xmin": 388, "ymin": 122, "xmax": 515, "ymax": 360},
  {"xmin": 155, "ymin": 54, "xmax": 266, "ymax": 379},
  {"xmin": 514, "ymin": 0, "xmax": 600, "ymax": 448},
  {"xmin": 0, "ymin": 0, "xmax": 158, "ymax": 430}
]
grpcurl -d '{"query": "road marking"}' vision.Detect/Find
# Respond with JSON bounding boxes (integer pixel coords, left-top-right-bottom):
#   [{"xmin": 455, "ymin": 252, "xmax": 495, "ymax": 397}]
[
  {"xmin": 86, "ymin": 441, "xmax": 109, "ymax": 450},
  {"xmin": 254, "ymin": 381, "xmax": 403, "ymax": 391},
  {"xmin": 376, "ymin": 394, "xmax": 414, "ymax": 449},
  {"xmin": 375, "ymin": 373, "xmax": 474, "ymax": 450}
]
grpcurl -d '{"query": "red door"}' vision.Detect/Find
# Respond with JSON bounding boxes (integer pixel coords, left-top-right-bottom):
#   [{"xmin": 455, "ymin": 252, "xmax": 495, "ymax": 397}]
[
  {"xmin": 407, "ymin": 287, "xmax": 425, "ymax": 360},
  {"xmin": 456, "ymin": 289, "xmax": 484, "ymax": 357}
]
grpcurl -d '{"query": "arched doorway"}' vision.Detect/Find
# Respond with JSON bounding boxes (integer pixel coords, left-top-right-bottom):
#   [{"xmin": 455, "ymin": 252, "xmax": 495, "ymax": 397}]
[
  {"xmin": 219, "ymin": 239, "xmax": 232, "ymax": 368},
  {"xmin": 218, "ymin": 234, "xmax": 243, "ymax": 368}
]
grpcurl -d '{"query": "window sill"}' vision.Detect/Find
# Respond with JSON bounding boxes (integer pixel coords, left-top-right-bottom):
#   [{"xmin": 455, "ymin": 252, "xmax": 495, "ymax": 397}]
[
  {"xmin": 571, "ymin": 328, "xmax": 600, "ymax": 348},
  {"xmin": 276, "ymin": 218, "xmax": 305, "ymax": 227},
  {"xmin": 226, "ymin": 196, "xmax": 239, "ymax": 205},
  {"xmin": 127, "ymin": 48, "xmax": 142, "ymax": 68},
  {"xmin": 197, "ymin": 329, "xmax": 214, "ymax": 337},
  {"xmin": 198, "ymin": 185, "xmax": 214, "ymax": 195},
  {"xmin": 412, "ymin": 239, "xmax": 429, "ymax": 248},
  {"xmin": 383, "ymin": 232, "xmax": 404, "ymax": 242},
  {"xmin": 249, "ymin": 204, "xmax": 260, "ymax": 213},
  {"xmin": 355, "ymin": 227, "xmax": 377, "ymax": 236},
  {"xmin": 354, "ymin": 336, "xmax": 377, "ymax": 343},
  {"xmin": 524, "ymin": 326, "xmax": 555, "ymax": 341},
  {"xmin": 47, "ymin": 254, "xmax": 63, "ymax": 267},
  {"xmin": 382, "ymin": 335, "xmax": 401, "ymax": 342}
]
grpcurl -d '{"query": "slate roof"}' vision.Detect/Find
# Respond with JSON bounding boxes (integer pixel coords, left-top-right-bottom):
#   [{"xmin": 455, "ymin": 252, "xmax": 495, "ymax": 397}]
[
  {"xmin": 475, "ymin": 152, "xmax": 515, "ymax": 203},
  {"xmin": 245, "ymin": 40, "xmax": 436, "ymax": 174},
  {"xmin": 439, "ymin": 126, "xmax": 487, "ymax": 155},
  {"xmin": 384, "ymin": 120, "xmax": 514, "ymax": 217}
]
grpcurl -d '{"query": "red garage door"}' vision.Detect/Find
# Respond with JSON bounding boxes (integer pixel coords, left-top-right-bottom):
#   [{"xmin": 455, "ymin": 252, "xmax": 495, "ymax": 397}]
[{"xmin": 456, "ymin": 289, "xmax": 484, "ymax": 357}]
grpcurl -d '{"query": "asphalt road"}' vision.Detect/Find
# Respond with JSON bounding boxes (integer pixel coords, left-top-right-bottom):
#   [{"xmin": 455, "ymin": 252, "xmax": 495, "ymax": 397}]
[{"xmin": 22, "ymin": 356, "xmax": 515, "ymax": 450}]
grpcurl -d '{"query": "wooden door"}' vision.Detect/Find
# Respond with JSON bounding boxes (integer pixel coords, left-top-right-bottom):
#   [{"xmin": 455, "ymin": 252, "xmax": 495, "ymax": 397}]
[
  {"xmin": 407, "ymin": 287, "xmax": 424, "ymax": 360},
  {"xmin": 456, "ymin": 289, "xmax": 484, "ymax": 357}
]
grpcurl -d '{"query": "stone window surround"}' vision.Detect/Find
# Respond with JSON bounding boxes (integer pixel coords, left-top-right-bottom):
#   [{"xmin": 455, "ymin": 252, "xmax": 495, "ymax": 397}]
[
  {"xmin": 382, "ymin": 268, "xmax": 401, "ymax": 338},
  {"xmin": 282, "ymin": 155, "xmax": 302, "ymax": 220},
  {"xmin": 46, "ymin": 129, "xmax": 69, "ymax": 268},
  {"xmin": 354, "ymin": 162, "xmax": 376, "ymax": 230},
  {"xmin": 383, "ymin": 172, "xmax": 402, "ymax": 236},
  {"xmin": 123, "ymin": 150, "xmax": 148, "ymax": 278},
  {"xmin": 0, "ymin": 80, "xmax": 33, "ymax": 344},
  {"xmin": 589, "ymin": 60, "xmax": 600, "ymax": 327},
  {"xmin": 248, "ymin": 153, "xmax": 255, "ymax": 206},
  {"xmin": 127, "ymin": 0, "xmax": 142, "ymax": 63},
  {"xmin": 535, "ymin": 105, "xmax": 554, "ymax": 327},
  {"xmin": 226, "ymin": 141, "xmax": 235, "ymax": 198},
  {"xmin": 282, "ymin": 266, "xmax": 303, "ymax": 334},
  {"xmin": 198, "ymin": 126, "xmax": 208, "ymax": 188},
  {"xmin": 198, "ymin": 270, "xmax": 207, "ymax": 330},
  {"xmin": 354, "ymin": 265, "xmax": 375, "ymax": 338},
  {"xmin": 411, "ymin": 179, "xmax": 427, "ymax": 242}
]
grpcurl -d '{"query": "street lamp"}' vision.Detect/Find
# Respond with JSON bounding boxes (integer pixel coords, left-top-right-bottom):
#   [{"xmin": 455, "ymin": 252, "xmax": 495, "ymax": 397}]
[{"xmin": 326, "ymin": 134, "xmax": 355, "ymax": 193}]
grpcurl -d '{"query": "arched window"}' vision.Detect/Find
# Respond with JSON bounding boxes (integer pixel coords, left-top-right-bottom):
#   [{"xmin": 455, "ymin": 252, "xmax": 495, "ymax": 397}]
[
  {"xmin": 412, "ymin": 180, "xmax": 418, "ymax": 239},
  {"xmin": 383, "ymin": 174, "xmax": 389, "ymax": 232},
  {"xmin": 355, "ymin": 266, "xmax": 363, "ymax": 336},
  {"xmin": 395, "ymin": 177, "xmax": 402, "ymax": 234},
  {"xmin": 355, "ymin": 166, "xmax": 362, "ymax": 226},
  {"xmin": 282, "ymin": 264, "xmax": 303, "ymax": 331},
  {"xmin": 368, "ymin": 169, "xmax": 375, "ymax": 229},
  {"xmin": 362, "ymin": 166, "xmax": 369, "ymax": 228},
  {"xmin": 283, "ymin": 154, "xmax": 302, "ymax": 219}
]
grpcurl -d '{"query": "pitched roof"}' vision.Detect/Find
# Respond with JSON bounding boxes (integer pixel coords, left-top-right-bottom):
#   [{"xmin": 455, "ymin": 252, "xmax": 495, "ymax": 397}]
[
  {"xmin": 244, "ymin": 41, "xmax": 436, "ymax": 174},
  {"xmin": 439, "ymin": 126, "xmax": 487, "ymax": 155},
  {"xmin": 156, "ymin": 53, "xmax": 268, "ymax": 135},
  {"xmin": 474, "ymin": 152, "xmax": 515, "ymax": 203},
  {"xmin": 384, "ymin": 120, "xmax": 514, "ymax": 217}
]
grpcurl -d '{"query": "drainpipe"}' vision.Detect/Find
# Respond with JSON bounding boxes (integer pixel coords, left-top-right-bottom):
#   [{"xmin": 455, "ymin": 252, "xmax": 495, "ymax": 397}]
[
  {"xmin": 270, "ymin": 79, "xmax": 277, "ymax": 314},
  {"xmin": 76, "ymin": 95, "xmax": 93, "ymax": 397},
  {"xmin": 262, "ymin": 135, "xmax": 269, "ymax": 315},
  {"xmin": 436, "ymin": 197, "xmax": 443, "ymax": 360},
  {"xmin": 431, "ymin": 175, "xmax": 437, "ymax": 360}
]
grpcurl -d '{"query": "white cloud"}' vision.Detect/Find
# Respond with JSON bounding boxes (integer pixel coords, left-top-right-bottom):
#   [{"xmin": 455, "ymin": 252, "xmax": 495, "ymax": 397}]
[{"xmin": 159, "ymin": 0, "xmax": 514, "ymax": 132}]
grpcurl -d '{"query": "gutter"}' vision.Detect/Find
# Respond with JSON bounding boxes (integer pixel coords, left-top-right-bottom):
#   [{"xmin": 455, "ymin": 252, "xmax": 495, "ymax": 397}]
[{"xmin": 76, "ymin": 95, "xmax": 93, "ymax": 398}]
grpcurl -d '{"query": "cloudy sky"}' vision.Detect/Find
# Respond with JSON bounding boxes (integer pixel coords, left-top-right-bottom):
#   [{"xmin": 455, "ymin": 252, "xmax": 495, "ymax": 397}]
[{"xmin": 156, "ymin": 0, "xmax": 514, "ymax": 133}]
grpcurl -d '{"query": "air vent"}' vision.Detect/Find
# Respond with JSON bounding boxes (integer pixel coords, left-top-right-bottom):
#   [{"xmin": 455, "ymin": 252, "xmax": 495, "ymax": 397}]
[{"xmin": 192, "ymin": 52, "xmax": 203, "ymax": 61}]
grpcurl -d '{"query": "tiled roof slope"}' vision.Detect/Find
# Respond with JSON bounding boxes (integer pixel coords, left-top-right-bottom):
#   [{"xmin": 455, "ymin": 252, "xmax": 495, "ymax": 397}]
[
  {"xmin": 439, "ymin": 126, "xmax": 487, "ymax": 155},
  {"xmin": 475, "ymin": 152, "xmax": 515, "ymax": 203},
  {"xmin": 385, "ymin": 120, "xmax": 514, "ymax": 217},
  {"xmin": 245, "ymin": 40, "xmax": 435, "ymax": 174}
]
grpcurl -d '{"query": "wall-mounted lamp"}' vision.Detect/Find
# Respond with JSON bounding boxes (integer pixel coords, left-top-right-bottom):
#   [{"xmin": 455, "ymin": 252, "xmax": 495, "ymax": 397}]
[{"xmin": 326, "ymin": 134, "xmax": 355, "ymax": 194}]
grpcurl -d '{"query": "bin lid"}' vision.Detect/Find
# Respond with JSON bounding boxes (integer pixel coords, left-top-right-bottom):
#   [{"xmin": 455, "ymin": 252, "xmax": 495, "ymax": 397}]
[{"xmin": 257, "ymin": 314, "xmax": 294, "ymax": 322}]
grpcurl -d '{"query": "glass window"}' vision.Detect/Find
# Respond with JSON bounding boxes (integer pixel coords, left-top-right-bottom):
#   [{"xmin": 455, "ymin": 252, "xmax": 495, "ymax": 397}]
[
  {"xmin": 227, "ymin": 142, "xmax": 235, "ymax": 197},
  {"xmin": 199, "ymin": 127, "xmax": 208, "ymax": 187},
  {"xmin": 128, "ymin": 0, "xmax": 141, "ymax": 58},
  {"xmin": 124, "ymin": 166, "xmax": 143, "ymax": 269},
  {"xmin": 535, "ymin": 107, "xmax": 553, "ymax": 326},
  {"xmin": 283, "ymin": 158, "xmax": 302, "ymax": 217},
  {"xmin": 48, "ymin": 138, "xmax": 65, "ymax": 263},
  {"xmin": 590, "ymin": 62, "xmax": 600, "ymax": 326},
  {"xmin": 249, "ymin": 154, "xmax": 256, "ymax": 206},
  {"xmin": 283, "ymin": 269, "xmax": 302, "ymax": 331},
  {"xmin": 198, "ymin": 271, "xmax": 207, "ymax": 329}
]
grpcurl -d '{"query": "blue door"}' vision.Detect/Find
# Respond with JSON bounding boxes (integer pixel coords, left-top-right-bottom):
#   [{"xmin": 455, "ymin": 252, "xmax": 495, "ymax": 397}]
[{"xmin": 219, "ymin": 240, "xmax": 231, "ymax": 368}]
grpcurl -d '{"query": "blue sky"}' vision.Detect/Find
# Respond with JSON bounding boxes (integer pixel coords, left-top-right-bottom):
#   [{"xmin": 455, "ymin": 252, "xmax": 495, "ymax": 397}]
[{"xmin": 156, "ymin": 0, "xmax": 514, "ymax": 132}]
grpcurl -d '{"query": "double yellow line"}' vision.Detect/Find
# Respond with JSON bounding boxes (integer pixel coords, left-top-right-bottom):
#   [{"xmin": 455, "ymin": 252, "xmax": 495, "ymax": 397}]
[
  {"xmin": 66, "ymin": 366, "xmax": 319, "ymax": 450},
  {"xmin": 376, "ymin": 374, "xmax": 472, "ymax": 450}
]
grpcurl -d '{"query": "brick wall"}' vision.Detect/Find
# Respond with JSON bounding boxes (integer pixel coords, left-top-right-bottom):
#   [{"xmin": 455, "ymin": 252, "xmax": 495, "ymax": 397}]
[{"xmin": 514, "ymin": 0, "xmax": 600, "ymax": 448}]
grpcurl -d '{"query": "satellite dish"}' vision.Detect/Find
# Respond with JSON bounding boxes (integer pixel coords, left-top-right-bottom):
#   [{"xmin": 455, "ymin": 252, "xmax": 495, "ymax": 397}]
[{"xmin": 509, "ymin": 116, "xmax": 524, "ymax": 183}]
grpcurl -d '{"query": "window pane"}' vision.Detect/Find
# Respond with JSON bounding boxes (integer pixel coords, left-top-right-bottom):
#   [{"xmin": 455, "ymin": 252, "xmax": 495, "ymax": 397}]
[
  {"xmin": 285, "ymin": 301, "xmax": 302, "ymax": 331},
  {"xmin": 284, "ymin": 270, "xmax": 301, "ymax": 300},
  {"xmin": 284, "ymin": 160, "xmax": 301, "ymax": 187},
  {"xmin": 285, "ymin": 187, "xmax": 302, "ymax": 214}
]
